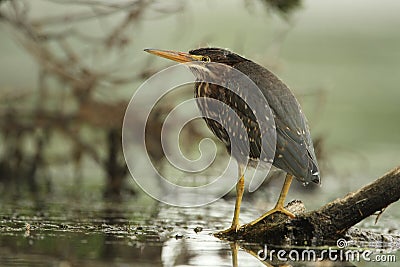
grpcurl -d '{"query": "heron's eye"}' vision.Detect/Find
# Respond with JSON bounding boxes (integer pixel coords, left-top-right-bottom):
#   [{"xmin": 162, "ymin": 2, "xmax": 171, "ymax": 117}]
[{"xmin": 201, "ymin": 56, "xmax": 211, "ymax": 62}]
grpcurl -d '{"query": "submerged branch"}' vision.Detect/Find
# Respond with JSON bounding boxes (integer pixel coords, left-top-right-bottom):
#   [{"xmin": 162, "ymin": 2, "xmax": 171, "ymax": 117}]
[{"xmin": 217, "ymin": 166, "xmax": 400, "ymax": 245}]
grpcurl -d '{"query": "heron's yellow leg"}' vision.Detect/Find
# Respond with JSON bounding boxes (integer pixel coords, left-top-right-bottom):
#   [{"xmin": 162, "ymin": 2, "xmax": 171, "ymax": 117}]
[
  {"xmin": 247, "ymin": 174, "xmax": 295, "ymax": 226},
  {"xmin": 218, "ymin": 165, "xmax": 245, "ymax": 234},
  {"xmin": 230, "ymin": 242, "xmax": 239, "ymax": 267}
]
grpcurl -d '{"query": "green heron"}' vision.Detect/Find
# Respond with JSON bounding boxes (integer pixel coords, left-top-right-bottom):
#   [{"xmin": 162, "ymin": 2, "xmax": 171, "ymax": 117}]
[{"xmin": 145, "ymin": 48, "xmax": 320, "ymax": 233}]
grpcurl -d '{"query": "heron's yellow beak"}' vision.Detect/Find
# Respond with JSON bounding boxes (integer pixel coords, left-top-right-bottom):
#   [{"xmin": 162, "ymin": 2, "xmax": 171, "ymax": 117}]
[{"xmin": 144, "ymin": 49, "xmax": 203, "ymax": 63}]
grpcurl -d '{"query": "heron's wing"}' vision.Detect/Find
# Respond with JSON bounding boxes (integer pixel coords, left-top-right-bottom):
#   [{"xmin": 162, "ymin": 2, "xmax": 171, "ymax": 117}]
[{"xmin": 237, "ymin": 62, "xmax": 320, "ymax": 183}]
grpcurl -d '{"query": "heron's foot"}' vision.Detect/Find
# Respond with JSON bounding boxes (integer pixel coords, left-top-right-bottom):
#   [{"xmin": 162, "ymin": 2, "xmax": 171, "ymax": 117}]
[
  {"xmin": 215, "ymin": 223, "xmax": 240, "ymax": 236},
  {"xmin": 245, "ymin": 206, "xmax": 295, "ymax": 227}
]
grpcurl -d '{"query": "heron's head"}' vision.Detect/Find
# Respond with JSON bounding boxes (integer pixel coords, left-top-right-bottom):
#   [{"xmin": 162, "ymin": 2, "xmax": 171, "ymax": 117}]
[{"xmin": 145, "ymin": 47, "xmax": 247, "ymax": 79}]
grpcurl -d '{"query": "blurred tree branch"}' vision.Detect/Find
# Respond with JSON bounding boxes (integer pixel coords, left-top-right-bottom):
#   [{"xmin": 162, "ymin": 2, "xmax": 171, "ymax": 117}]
[{"xmin": 0, "ymin": 0, "xmax": 183, "ymax": 197}]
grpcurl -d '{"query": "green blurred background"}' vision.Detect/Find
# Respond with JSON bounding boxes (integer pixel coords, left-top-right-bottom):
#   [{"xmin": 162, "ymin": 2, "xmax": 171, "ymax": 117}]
[
  {"xmin": 0, "ymin": 0, "xmax": 399, "ymax": 266},
  {"xmin": 1, "ymin": 0, "xmax": 399, "ymax": 196}
]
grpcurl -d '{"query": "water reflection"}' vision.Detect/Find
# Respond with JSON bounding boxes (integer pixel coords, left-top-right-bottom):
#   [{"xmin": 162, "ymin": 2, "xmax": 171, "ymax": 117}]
[
  {"xmin": 160, "ymin": 235, "xmax": 362, "ymax": 266},
  {"xmin": 235, "ymin": 242, "xmax": 359, "ymax": 267},
  {"xmin": 0, "ymin": 196, "xmax": 399, "ymax": 266}
]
